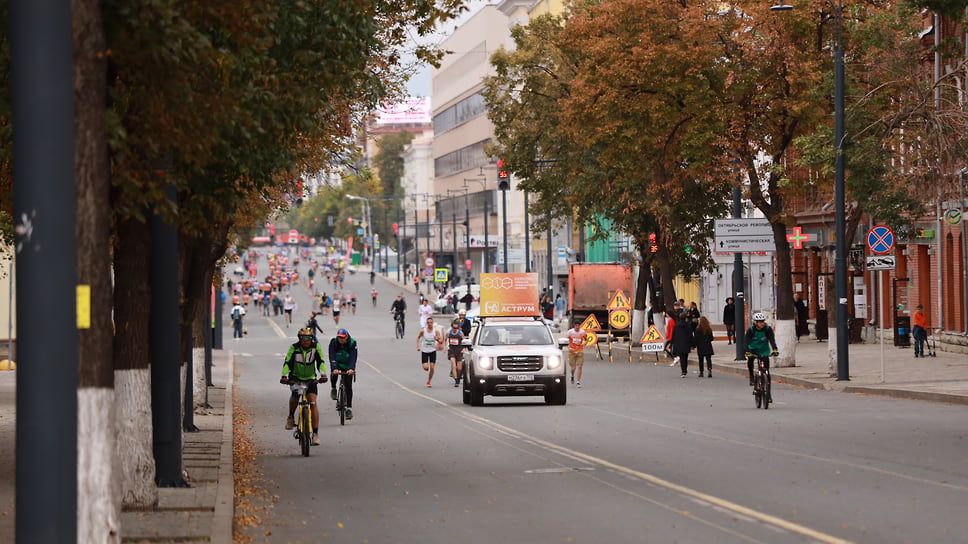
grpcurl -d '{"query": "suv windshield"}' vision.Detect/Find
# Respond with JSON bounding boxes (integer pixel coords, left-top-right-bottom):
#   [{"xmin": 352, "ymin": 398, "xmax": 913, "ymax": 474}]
[{"xmin": 478, "ymin": 325, "xmax": 553, "ymax": 346}]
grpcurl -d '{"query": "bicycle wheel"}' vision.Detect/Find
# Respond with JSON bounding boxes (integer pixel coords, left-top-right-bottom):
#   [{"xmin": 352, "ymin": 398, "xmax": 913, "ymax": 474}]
[
  {"xmin": 763, "ymin": 375, "xmax": 771, "ymax": 410},
  {"xmin": 299, "ymin": 406, "xmax": 311, "ymax": 456},
  {"xmin": 336, "ymin": 377, "xmax": 346, "ymax": 426},
  {"xmin": 395, "ymin": 319, "xmax": 403, "ymax": 339},
  {"xmin": 754, "ymin": 375, "xmax": 763, "ymax": 409}
]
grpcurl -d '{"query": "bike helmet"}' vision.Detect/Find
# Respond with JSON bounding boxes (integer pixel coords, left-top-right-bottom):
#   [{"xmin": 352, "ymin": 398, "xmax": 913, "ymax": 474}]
[
  {"xmin": 297, "ymin": 328, "xmax": 313, "ymax": 341},
  {"xmin": 752, "ymin": 312, "xmax": 767, "ymax": 322},
  {"xmin": 336, "ymin": 328, "xmax": 349, "ymax": 338}
]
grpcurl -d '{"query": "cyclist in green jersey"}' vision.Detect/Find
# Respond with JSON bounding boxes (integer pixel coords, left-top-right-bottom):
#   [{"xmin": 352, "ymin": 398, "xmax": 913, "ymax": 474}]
[
  {"xmin": 744, "ymin": 312, "xmax": 778, "ymax": 386},
  {"xmin": 281, "ymin": 328, "xmax": 327, "ymax": 445}
]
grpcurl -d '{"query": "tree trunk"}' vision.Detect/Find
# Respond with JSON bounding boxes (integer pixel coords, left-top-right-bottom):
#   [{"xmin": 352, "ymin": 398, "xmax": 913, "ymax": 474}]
[
  {"xmin": 631, "ymin": 245, "xmax": 653, "ymax": 346},
  {"xmin": 770, "ymin": 221, "xmax": 797, "ymax": 367},
  {"xmin": 74, "ymin": 0, "xmax": 121, "ymax": 538},
  {"xmin": 113, "ymin": 216, "xmax": 157, "ymax": 507}
]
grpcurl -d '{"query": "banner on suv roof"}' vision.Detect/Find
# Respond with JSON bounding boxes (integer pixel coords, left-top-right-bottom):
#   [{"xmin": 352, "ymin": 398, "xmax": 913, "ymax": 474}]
[{"xmin": 480, "ymin": 273, "xmax": 540, "ymax": 317}]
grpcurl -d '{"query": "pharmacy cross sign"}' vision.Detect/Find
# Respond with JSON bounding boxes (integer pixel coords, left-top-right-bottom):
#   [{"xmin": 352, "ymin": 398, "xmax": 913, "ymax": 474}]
[{"xmin": 786, "ymin": 226, "xmax": 810, "ymax": 250}]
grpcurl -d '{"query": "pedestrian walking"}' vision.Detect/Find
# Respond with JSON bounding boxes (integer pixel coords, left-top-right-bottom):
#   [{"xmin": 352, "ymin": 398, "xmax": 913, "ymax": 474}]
[
  {"xmin": 794, "ymin": 295, "xmax": 809, "ymax": 342},
  {"xmin": 554, "ymin": 293, "xmax": 566, "ymax": 322},
  {"xmin": 722, "ymin": 297, "xmax": 736, "ymax": 345},
  {"xmin": 912, "ymin": 304, "xmax": 928, "ymax": 357},
  {"xmin": 693, "ymin": 316, "xmax": 714, "ymax": 377},
  {"xmin": 686, "ymin": 302, "xmax": 701, "ymax": 332},
  {"xmin": 671, "ymin": 311, "xmax": 694, "ymax": 377},
  {"xmin": 231, "ymin": 301, "xmax": 246, "ymax": 339}
]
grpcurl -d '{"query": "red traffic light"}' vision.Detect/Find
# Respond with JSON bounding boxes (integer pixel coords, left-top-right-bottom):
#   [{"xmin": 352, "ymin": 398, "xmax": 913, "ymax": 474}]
[
  {"xmin": 465, "ymin": 259, "xmax": 472, "ymax": 270},
  {"xmin": 392, "ymin": 222, "xmax": 399, "ymax": 235},
  {"xmin": 347, "ymin": 217, "xmax": 354, "ymax": 223}
]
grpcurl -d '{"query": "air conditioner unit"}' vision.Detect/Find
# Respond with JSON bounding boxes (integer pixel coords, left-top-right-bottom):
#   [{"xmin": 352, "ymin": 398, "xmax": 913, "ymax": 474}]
[
  {"xmin": 901, "ymin": 249, "xmax": 911, "ymax": 256},
  {"xmin": 927, "ymin": 248, "xmax": 936, "ymax": 255}
]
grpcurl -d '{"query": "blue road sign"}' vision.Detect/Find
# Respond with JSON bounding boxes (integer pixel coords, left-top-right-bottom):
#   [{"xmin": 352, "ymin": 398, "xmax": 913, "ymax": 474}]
[{"xmin": 866, "ymin": 225, "xmax": 895, "ymax": 255}]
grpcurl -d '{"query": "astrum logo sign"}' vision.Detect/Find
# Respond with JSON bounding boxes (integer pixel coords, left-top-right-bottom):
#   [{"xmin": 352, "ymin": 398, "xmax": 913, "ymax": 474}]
[{"xmin": 480, "ymin": 273, "xmax": 540, "ymax": 317}]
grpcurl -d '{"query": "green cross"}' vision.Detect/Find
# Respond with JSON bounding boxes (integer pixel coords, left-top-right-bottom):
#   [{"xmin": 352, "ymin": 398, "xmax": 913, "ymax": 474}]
[{"xmin": 787, "ymin": 226, "xmax": 810, "ymax": 250}]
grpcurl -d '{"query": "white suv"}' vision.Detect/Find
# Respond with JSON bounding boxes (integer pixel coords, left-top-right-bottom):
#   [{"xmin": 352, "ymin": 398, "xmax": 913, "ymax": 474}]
[{"xmin": 461, "ymin": 317, "xmax": 567, "ymax": 406}]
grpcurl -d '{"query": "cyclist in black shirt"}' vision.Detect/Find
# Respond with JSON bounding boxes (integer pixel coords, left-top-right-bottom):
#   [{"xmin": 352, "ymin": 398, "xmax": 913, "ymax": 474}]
[{"xmin": 389, "ymin": 293, "xmax": 407, "ymax": 336}]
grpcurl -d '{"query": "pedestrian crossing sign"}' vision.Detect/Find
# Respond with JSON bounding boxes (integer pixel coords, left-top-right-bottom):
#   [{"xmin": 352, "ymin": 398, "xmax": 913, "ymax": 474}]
[
  {"xmin": 606, "ymin": 289, "xmax": 631, "ymax": 310},
  {"xmin": 639, "ymin": 325, "xmax": 664, "ymax": 343},
  {"xmin": 434, "ymin": 268, "xmax": 448, "ymax": 282},
  {"xmin": 580, "ymin": 314, "xmax": 601, "ymax": 331}
]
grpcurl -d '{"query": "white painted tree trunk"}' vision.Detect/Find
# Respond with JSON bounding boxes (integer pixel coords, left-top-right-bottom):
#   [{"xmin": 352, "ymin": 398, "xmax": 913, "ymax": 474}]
[
  {"xmin": 192, "ymin": 348, "xmax": 206, "ymax": 409},
  {"xmin": 78, "ymin": 387, "xmax": 121, "ymax": 543},
  {"xmin": 631, "ymin": 309, "xmax": 645, "ymax": 346},
  {"xmin": 827, "ymin": 328, "xmax": 838, "ymax": 376},
  {"xmin": 773, "ymin": 319, "xmax": 797, "ymax": 367},
  {"xmin": 115, "ymin": 368, "xmax": 157, "ymax": 507}
]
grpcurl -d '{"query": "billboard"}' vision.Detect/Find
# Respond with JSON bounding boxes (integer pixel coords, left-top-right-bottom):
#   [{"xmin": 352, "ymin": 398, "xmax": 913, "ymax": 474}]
[
  {"xmin": 480, "ymin": 273, "xmax": 540, "ymax": 317},
  {"xmin": 374, "ymin": 98, "xmax": 432, "ymax": 125}
]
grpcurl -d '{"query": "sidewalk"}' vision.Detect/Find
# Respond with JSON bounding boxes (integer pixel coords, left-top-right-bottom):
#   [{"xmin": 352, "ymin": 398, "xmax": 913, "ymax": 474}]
[
  {"xmin": 120, "ymin": 348, "xmax": 235, "ymax": 543},
  {"xmin": 704, "ymin": 338, "xmax": 968, "ymax": 405}
]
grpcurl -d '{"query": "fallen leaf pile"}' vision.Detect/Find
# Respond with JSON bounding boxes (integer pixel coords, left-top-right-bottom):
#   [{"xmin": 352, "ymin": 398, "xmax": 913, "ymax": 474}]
[{"xmin": 233, "ymin": 400, "xmax": 276, "ymax": 542}]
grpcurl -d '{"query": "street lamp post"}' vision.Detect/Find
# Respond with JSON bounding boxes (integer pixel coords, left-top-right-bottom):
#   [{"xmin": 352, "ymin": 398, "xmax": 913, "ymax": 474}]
[
  {"xmin": 772, "ymin": 0, "xmax": 848, "ymax": 380},
  {"xmin": 464, "ymin": 173, "xmax": 490, "ymax": 273},
  {"xmin": 524, "ymin": 191, "xmax": 530, "ymax": 272},
  {"xmin": 501, "ymin": 186, "xmax": 509, "ymax": 272}
]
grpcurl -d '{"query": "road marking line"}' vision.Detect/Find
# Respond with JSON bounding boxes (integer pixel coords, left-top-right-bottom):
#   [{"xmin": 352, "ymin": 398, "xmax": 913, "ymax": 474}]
[
  {"xmin": 362, "ymin": 359, "xmax": 853, "ymax": 544},
  {"xmin": 268, "ymin": 318, "xmax": 287, "ymax": 338},
  {"xmin": 585, "ymin": 405, "xmax": 968, "ymax": 493}
]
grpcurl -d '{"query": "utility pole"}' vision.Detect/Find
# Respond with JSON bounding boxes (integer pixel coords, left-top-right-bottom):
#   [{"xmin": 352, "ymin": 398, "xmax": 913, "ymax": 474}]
[{"xmin": 12, "ymin": 0, "xmax": 79, "ymax": 538}]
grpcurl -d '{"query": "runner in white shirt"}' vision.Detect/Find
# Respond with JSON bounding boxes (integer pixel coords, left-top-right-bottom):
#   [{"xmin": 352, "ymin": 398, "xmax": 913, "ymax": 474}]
[
  {"xmin": 416, "ymin": 317, "xmax": 442, "ymax": 387},
  {"xmin": 418, "ymin": 298, "xmax": 434, "ymax": 330},
  {"xmin": 283, "ymin": 294, "xmax": 296, "ymax": 328},
  {"xmin": 332, "ymin": 293, "xmax": 342, "ymax": 326}
]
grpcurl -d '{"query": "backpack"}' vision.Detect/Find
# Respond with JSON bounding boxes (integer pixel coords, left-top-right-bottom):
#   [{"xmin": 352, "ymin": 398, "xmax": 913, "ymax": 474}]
[{"xmin": 232, "ymin": 307, "xmax": 241, "ymax": 320}]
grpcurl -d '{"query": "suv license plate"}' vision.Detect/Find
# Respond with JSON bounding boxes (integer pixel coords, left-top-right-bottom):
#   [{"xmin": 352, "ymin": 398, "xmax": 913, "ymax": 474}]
[{"xmin": 507, "ymin": 374, "xmax": 534, "ymax": 382}]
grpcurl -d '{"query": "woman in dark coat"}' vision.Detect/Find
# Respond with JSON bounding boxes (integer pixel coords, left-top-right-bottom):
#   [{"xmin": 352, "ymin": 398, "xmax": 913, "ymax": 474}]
[
  {"xmin": 670, "ymin": 311, "xmax": 695, "ymax": 377},
  {"xmin": 693, "ymin": 316, "xmax": 714, "ymax": 377},
  {"xmin": 722, "ymin": 297, "xmax": 736, "ymax": 345}
]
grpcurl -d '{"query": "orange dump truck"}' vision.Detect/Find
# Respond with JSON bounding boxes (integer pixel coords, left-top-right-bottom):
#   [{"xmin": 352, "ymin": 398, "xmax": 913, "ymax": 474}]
[{"xmin": 567, "ymin": 263, "xmax": 635, "ymax": 335}]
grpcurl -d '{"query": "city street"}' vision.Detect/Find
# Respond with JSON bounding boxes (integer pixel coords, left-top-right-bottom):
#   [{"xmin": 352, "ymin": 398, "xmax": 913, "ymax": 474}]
[{"xmin": 232, "ymin": 253, "xmax": 968, "ymax": 543}]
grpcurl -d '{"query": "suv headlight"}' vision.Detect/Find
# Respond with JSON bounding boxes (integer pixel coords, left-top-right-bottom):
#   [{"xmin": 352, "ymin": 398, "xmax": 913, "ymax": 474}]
[
  {"xmin": 547, "ymin": 354, "xmax": 562, "ymax": 370},
  {"xmin": 478, "ymin": 356, "xmax": 493, "ymax": 370}
]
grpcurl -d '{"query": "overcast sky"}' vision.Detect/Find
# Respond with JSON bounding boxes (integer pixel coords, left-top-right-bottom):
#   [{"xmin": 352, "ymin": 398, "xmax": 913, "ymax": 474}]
[{"xmin": 403, "ymin": 0, "xmax": 492, "ymax": 98}]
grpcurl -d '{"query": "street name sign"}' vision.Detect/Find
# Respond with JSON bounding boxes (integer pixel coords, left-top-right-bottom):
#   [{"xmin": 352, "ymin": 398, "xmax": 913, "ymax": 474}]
[{"xmin": 714, "ymin": 219, "xmax": 775, "ymax": 252}]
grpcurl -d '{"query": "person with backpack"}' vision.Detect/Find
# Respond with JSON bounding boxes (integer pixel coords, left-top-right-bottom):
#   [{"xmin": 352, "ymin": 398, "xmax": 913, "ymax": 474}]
[{"xmin": 231, "ymin": 302, "xmax": 246, "ymax": 339}]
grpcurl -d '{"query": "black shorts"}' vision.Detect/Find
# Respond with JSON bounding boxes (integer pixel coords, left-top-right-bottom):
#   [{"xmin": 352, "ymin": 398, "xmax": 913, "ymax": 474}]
[
  {"xmin": 447, "ymin": 347, "xmax": 463, "ymax": 362},
  {"xmin": 289, "ymin": 381, "xmax": 318, "ymax": 397},
  {"xmin": 421, "ymin": 351, "xmax": 437, "ymax": 364}
]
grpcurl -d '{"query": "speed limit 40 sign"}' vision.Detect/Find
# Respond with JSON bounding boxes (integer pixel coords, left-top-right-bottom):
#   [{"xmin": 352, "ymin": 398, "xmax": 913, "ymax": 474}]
[{"xmin": 608, "ymin": 309, "xmax": 630, "ymax": 329}]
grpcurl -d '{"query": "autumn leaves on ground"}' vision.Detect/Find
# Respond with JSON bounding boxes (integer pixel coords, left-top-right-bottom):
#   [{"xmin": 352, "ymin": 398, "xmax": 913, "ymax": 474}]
[{"xmin": 233, "ymin": 402, "xmax": 276, "ymax": 542}]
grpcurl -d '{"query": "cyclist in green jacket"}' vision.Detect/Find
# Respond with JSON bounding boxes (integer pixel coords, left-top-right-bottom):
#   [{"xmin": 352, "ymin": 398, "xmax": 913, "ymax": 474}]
[
  {"xmin": 745, "ymin": 312, "xmax": 778, "ymax": 386},
  {"xmin": 281, "ymin": 328, "xmax": 327, "ymax": 445},
  {"xmin": 328, "ymin": 328, "xmax": 358, "ymax": 420}
]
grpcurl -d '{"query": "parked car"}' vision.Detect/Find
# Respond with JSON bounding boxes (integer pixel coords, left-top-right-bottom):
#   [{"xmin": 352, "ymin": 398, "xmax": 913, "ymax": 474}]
[{"xmin": 434, "ymin": 284, "xmax": 481, "ymax": 312}]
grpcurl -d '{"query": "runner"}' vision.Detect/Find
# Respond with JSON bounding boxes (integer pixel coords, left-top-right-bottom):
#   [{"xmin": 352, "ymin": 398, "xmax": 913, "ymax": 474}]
[{"xmin": 416, "ymin": 317, "xmax": 442, "ymax": 387}]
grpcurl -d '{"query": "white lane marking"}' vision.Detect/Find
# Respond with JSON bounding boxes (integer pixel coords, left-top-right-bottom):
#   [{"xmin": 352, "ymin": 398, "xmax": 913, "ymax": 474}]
[
  {"xmin": 585, "ymin": 405, "xmax": 968, "ymax": 493},
  {"xmin": 268, "ymin": 318, "xmax": 287, "ymax": 338},
  {"xmin": 362, "ymin": 359, "xmax": 853, "ymax": 544}
]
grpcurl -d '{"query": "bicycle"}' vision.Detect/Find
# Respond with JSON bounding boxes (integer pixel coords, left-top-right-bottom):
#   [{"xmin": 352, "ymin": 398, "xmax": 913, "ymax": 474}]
[
  {"xmin": 332, "ymin": 370, "xmax": 352, "ymax": 425},
  {"xmin": 747, "ymin": 352, "xmax": 774, "ymax": 409},
  {"xmin": 393, "ymin": 313, "xmax": 405, "ymax": 339},
  {"xmin": 285, "ymin": 378, "xmax": 315, "ymax": 456}
]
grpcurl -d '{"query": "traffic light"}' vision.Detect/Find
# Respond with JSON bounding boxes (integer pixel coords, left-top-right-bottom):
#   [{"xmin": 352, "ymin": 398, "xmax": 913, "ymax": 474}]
[
  {"xmin": 465, "ymin": 259, "xmax": 472, "ymax": 270},
  {"xmin": 392, "ymin": 222, "xmax": 399, "ymax": 235},
  {"xmin": 497, "ymin": 159, "xmax": 510, "ymax": 191},
  {"xmin": 347, "ymin": 217, "xmax": 354, "ymax": 224}
]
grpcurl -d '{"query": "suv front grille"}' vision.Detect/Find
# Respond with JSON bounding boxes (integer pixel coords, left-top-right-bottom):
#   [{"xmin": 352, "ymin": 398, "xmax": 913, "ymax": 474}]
[{"xmin": 497, "ymin": 355, "xmax": 543, "ymax": 372}]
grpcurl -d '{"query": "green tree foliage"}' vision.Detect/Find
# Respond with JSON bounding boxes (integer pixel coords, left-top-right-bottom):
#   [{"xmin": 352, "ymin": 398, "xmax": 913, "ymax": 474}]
[{"xmin": 485, "ymin": 2, "xmax": 734, "ymax": 311}]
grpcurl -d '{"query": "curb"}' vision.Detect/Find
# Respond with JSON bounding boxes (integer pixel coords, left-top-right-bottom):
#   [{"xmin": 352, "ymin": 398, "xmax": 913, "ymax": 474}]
[{"xmin": 211, "ymin": 351, "xmax": 235, "ymax": 544}]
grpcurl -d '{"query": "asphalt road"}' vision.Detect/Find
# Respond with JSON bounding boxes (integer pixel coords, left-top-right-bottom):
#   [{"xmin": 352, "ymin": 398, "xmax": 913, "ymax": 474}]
[{"xmin": 233, "ymin": 252, "xmax": 968, "ymax": 544}]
